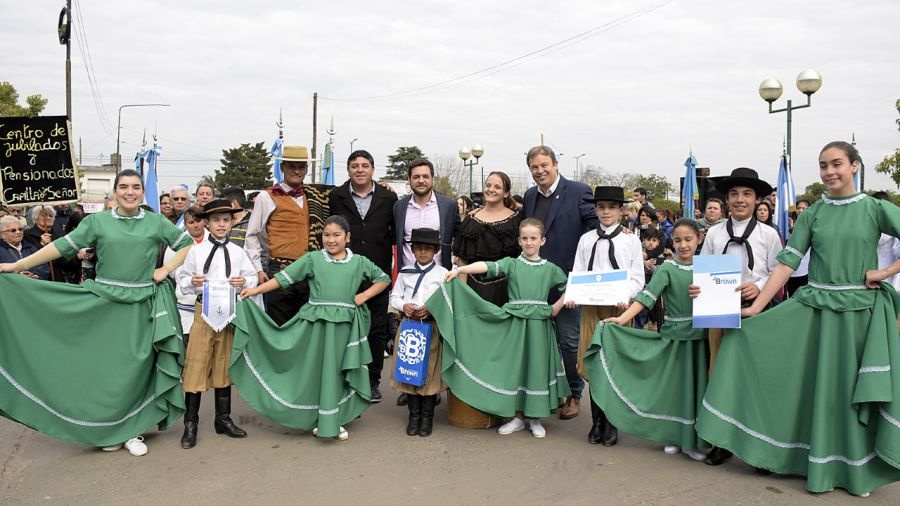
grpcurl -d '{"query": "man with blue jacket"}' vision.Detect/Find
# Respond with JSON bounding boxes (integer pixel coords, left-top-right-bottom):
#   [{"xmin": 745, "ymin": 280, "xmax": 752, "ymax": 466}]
[{"xmin": 522, "ymin": 146, "xmax": 598, "ymax": 419}]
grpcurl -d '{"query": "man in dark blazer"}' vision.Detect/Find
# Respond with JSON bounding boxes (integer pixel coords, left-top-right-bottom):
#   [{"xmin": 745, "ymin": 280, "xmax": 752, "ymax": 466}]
[
  {"xmin": 329, "ymin": 150, "xmax": 398, "ymax": 403},
  {"xmin": 522, "ymin": 145, "xmax": 598, "ymax": 420},
  {"xmin": 393, "ymin": 158, "xmax": 459, "ymax": 271}
]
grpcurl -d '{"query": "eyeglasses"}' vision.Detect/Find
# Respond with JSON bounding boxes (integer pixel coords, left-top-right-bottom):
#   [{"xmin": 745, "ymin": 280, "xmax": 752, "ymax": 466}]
[
  {"xmin": 2, "ymin": 228, "xmax": 23, "ymax": 233},
  {"xmin": 171, "ymin": 197, "xmax": 189, "ymax": 201}
]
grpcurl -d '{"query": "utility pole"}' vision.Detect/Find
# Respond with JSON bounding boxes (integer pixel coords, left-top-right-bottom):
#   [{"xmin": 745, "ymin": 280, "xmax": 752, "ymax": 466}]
[
  {"xmin": 311, "ymin": 92, "xmax": 318, "ymax": 184},
  {"xmin": 58, "ymin": 1, "xmax": 72, "ymax": 121}
]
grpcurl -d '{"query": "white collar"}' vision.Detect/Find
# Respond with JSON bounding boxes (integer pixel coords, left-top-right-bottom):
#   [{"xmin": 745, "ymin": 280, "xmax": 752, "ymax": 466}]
[
  {"xmin": 111, "ymin": 207, "xmax": 145, "ymax": 220},
  {"xmin": 599, "ymin": 222, "xmax": 620, "ymax": 233},
  {"xmin": 417, "ymin": 261, "xmax": 436, "ymax": 269},
  {"xmin": 322, "ymin": 248, "xmax": 353, "ymax": 264},
  {"xmin": 409, "ymin": 192, "xmax": 436, "ymax": 208},
  {"xmin": 730, "ymin": 216, "xmax": 753, "ymax": 226},
  {"xmin": 538, "ymin": 174, "xmax": 561, "ymax": 197}
]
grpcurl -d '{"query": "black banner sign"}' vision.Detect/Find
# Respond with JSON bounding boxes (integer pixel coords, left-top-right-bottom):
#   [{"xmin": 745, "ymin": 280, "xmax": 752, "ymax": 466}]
[{"xmin": 0, "ymin": 115, "xmax": 80, "ymax": 206}]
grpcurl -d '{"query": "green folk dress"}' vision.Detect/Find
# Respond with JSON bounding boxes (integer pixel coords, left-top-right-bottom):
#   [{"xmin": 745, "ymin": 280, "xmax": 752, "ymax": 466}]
[
  {"xmin": 0, "ymin": 208, "xmax": 191, "ymax": 446},
  {"xmin": 696, "ymin": 193, "xmax": 900, "ymax": 494},
  {"xmin": 426, "ymin": 255, "xmax": 572, "ymax": 418},
  {"xmin": 585, "ymin": 259, "xmax": 709, "ymax": 451},
  {"xmin": 229, "ymin": 249, "xmax": 388, "ymax": 438}
]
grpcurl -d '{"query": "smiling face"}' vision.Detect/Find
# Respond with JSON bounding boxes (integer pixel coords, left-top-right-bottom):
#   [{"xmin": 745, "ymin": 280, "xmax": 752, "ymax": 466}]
[
  {"xmin": 726, "ymin": 186, "xmax": 759, "ymax": 221},
  {"xmin": 518, "ymin": 224, "xmax": 545, "ymax": 258},
  {"xmin": 322, "ymin": 223, "xmax": 350, "ymax": 256},
  {"xmin": 819, "ymin": 147, "xmax": 858, "ymax": 196},
  {"xmin": 206, "ymin": 212, "xmax": 234, "ymax": 240},
  {"xmin": 282, "ymin": 161, "xmax": 308, "ymax": 188},
  {"xmin": 348, "ymin": 156, "xmax": 374, "ymax": 189},
  {"xmin": 528, "ymin": 154, "xmax": 558, "ymax": 191},
  {"xmin": 595, "ymin": 201, "xmax": 623, "ymax": 228},
  {"xmin": 115, "ymin": 175, "xmax": 145, "ymax": 214},
  {"xmin": 671, "ymin": 224, "xmax": 699, "ymax": 262},
  {"xmin": 0, "ymin": 221, "xmax": 24, "ymax": 247},
  {"xmin": 482, "ymin": 174, "xmax": 508, "ymax": 206}
]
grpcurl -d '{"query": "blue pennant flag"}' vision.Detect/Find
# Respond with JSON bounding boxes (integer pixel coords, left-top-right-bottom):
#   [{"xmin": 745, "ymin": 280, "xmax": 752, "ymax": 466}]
[
  {"xmin": 681, "ymin": 153, "xmax": 699, "ymax": 220},
  {"xmin": 143, "ymin": 143, "xmax": 162, "ymax": 213},
  {"xmin": 270, "ymin": 137, "xmax": 284, "ymax": 183},
  {"xmin": 322, "ymin": 142, "xmax": 335, "ymax": 185},
  {"xmin": 775, "ymin": 152, "xmax": 796, "ymax": 240}
]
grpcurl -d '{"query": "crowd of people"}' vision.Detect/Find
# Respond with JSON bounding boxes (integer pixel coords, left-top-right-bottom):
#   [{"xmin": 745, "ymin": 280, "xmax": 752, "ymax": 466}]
[{"xmin": 1, "ymin": 140, "xmax": 899, "ymax": 497}]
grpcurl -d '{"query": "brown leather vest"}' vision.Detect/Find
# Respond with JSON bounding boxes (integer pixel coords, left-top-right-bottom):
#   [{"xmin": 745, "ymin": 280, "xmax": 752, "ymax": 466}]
[{"xmin": 266, "ymin": 190, "xmax": 309, "ymax": 260}]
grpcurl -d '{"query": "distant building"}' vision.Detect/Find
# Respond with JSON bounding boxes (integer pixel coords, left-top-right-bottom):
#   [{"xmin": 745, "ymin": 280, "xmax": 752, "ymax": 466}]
[{"xmin": 78, "ymin": 157, "xmax": 117, "ymax": 213}]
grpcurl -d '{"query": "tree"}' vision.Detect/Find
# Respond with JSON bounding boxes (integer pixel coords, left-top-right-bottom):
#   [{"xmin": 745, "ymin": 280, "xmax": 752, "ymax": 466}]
[
  {"xmin": 430, "ymin": 153, "xmax": 466, "ymax": 196},
  {"xmin": 875, "ymin": 149, "xmax": 900, "ymax": 188},
  {"xmin": 213, "ymin": 142, "xmax": 273, "ymax": 190},
  {"xmin": 799, "ymin": 182, "xmax": 828, "ymax": 202},
  {"xmin": 578, "ymin": 165, "xmax": 604, "ymax": 187},
  {"xmin": 0, "ymin": 82, "xmax": 48, "ymax": 117},
  {"xmin": 432, "ymin": 175, "xmax": 456, "ymax": 197},
  {"xmin": 635, "ymin": 174, "xmax": 674, "ymax": 201},
  {"xmin": 385, "ymin": 146, "xmax": 426, "ymax": 180}
]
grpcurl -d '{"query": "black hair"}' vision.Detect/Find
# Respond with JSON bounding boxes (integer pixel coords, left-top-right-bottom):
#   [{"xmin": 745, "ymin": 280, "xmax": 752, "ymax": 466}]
[
  {"xmin": 672, "ymin": 218, "xmax": 701, "ymax": 237},
  {"xmin": 113, "ymin": 169, "xmax": 143, "ymax": 190},
  {"xmin": 407, "ymin": 158, "xmax": 434, "ymax": 178},
  {"xmin": 872, "ymin": 191, "xmax": 891, "ymax": 201},
  {"xmin": 159, "ymin": 193, "xmax": 170, "ymax": 203},
  {"xmin": 796, "ymin": 198, "xmax": 811, "ymax": 207},
  {"xmin": 637, "ymin": 204, "xmax": 658, "ymax": 222},
  {"xmin": 634, "ymin": 187, "xmax": 648, "ymax": 196},
  {"xmin": 184, "ymin": 207, "xmax": 204, "ymax": 221},
  {"xmin": 221, "ymin": 187, "xmax": 248, "ymax": 209},
  {"xmin": 755, "ymin": 201, "xmax": 775, "ymax": 225},
  {"xmin": 324, "ymin": 214, "xmax": 351, "ymax": 234},
  {"xmin": 457, "ymin": 195, "xmax": 474, "ymax": 214},
  {"xmin": 63, "ymin": 213, "xmax": 82, "ymax": 234},
  {"xmin": 641, "ymin": 227, "xmax": 662, "ymax": 240},
  {"xmin": 512, "ymin": 194, "xmax": 523, "ymax": 204},
  {"xmin": 820, "ymin": 141, "xmax": 862, "ymax": 165},
  {"xmin": 347, "ymin": 150, "xmax": 375, "ymax": 169}
]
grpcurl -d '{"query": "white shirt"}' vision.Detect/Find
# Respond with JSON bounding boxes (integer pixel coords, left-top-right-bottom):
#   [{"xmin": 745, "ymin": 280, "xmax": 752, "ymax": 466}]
[
  {"xmin": 390, "ymin": 261, "xmax": 448, "ymax": 310},
  {"xmin": 537, "ymin": 173, "xmax": 561, "ymax": 197},
  {"xmin": 877, "ymin": 233, "xmax": 900, "ymax": 290},
  {"xmin": 572, "ymin": 223, "xmax": 645, "ymax": 299},
  {"xmin": 176, "ymin": 237, "xmax": 259, "ymax": 296},
  {"xmin": 701, "ymin": 217, "xmax": 781, "ymax": 290},
  {"xmin": 245, "ymin": 183, "xmax": 305, "ymax": 272}
]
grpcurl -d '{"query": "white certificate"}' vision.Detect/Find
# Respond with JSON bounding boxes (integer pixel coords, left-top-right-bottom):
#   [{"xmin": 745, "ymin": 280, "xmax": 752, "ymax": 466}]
[
  {"xmin": 564, "ymin": 270, "xmax": 630, "ymax": 306},
  {"xmin": 692, "ymin": 255, "xmax": 742, "ymax": 328},
  {"xmin": 202, "ymin": 279, "xmax": 236, "ymax": 332}
]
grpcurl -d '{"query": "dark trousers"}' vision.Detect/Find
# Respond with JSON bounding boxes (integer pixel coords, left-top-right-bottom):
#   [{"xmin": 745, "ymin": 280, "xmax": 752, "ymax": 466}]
[
  {"xmin": 785, "ymin": 275, "xmax": 808, "ymax": 298},
  {"xmin": 265, "ymin": 262, "xmax": 310, "ymax": 326},
  {"xmin": 365, "ymin": 289, "xmax": 390, "ymax": 386}
]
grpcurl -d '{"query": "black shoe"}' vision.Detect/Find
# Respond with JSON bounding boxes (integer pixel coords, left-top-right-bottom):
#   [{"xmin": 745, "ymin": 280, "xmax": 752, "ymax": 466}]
[
  {"xmin": 371, "ymin": 385, "xmax": 383, "ymax": 403},
  {"xmin": 397, "ymin": 393, "xmax": 409, "ymax": 406},
  {"xmin": 600, "ymin": 420, "xmax": 618, "ymax": 447},
  {"xmin": 704, "ymin": 447, "xmax": 733, "ymax": 466},
  {"xmin": 213, "ymin": 387, "xmax": 248, "ymax": 438},
  {"xmin": 406, "ymin": 395, "xmax": 422, "ymax": 436},
  {"xmin": 588, "ymin": 418, "xmax": 604, "ymax": 444},
  {"xmin": 419, "ymin": 395, "xmax": 436, "ymax": 437},
  {"xmin": 181, "ymin": 392, "xmax": 201, "ymax": 449},
  {"xmin": 754, "ymin": 467, "xmax": 773, "ymax": 475}
]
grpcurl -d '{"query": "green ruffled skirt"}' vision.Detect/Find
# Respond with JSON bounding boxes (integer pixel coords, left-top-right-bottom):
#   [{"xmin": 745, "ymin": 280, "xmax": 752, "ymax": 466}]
[
  {"xmin": 0, "ymin": 274, "xmax": 184, "ymax": 446},
  {"xmin": 229, "ymin": 300, "xmax": 372, "ymax": 438}
]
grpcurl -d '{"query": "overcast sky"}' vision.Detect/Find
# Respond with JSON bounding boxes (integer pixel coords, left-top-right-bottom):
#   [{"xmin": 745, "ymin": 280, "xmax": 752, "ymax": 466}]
[{"xmin": 3, "ymin": 0, "xmax": 899, "ymax": 196}]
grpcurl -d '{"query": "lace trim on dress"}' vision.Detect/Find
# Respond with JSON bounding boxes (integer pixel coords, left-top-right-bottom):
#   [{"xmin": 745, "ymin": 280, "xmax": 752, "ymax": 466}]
[
  {"xmin": 783, "ymin": 245, "xmax": 804, "ymax": 258},
  {"xmin": 322, "ymin": 248, "xmax": 353, "ymax": 264},
  {"xmin": 517, "ymin": 255, "xmax": 547, "ymax": 266},
  {"xmin": 808, "ymin": 280, "xmax": 867, "ymax": 291},
  {"xmin": 110, "ymin": 208, "xmax": 145, "ymax": 220},
  {"xmin": 664, "ymin": 259, "xmax": 693, "ymax": 271},
  {"xmin": 508, "ymin": 299, "xmax": 549, "ymax": 306},
  {"xmin": 453, "ymin": 359, "xmax": 561, "ymax": 396},
  {"xmin": 307, "ymin": 299, "xmax": 356, "ymax": 309},
  {"xmin": 240, "ymin": 350, "xmax": 356, "ymax": 414},
  {"xmin": 95, "ymin": 277, "xmax": 154, "ymax": 288},
  {"xmin": 822, "ymin": 193, "xmax": 866, "ymax": 206}
]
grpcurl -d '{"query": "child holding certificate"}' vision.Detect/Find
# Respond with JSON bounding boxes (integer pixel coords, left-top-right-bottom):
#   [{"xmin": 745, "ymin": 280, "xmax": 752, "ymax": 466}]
[
  {"xmin": 431, "ymin": 218, "xmax": 570, "ymax": 438},
  {"xmin": 584, "ymin": 219, "xmax": 708, "ymax": 461},
  {"xmin": 570, "ymin": 186, "xmax": 645, "ymax": 447},
  {"xmin": 175, "ymin": 199, "xmax": 258, "ymax": 449}
]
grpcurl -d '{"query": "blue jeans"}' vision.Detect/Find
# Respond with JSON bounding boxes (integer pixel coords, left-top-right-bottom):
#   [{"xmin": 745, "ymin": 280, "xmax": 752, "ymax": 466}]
[{"xmin": 554, "ymin": 305, "xmax": 583, "ymax": 399}]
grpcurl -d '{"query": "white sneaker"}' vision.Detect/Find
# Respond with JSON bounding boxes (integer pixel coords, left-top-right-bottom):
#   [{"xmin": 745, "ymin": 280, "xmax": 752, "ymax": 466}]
[
  {"xmin": 528, "ymin": 419, "xmax": 546, "ymax": 439},
  {"xmin": 498, "ymin": 417, "xmax": 526, "ymax": 435},
  {"xmin": 124, "ymin": 437, "xmax": 147, "ymax": 456},
  {"xmin": 684, "ymin": 448, "xmax": 706, "ymax": 461},
  {"xmin": 100, "ymin": 443, "xmax": 123, "ymax": 452},
  {"xmin": 663, "ymin": 444, "xmax": 680, "ymax": 454},
  {"xmin": 312, "ymin": 426, "xmax": 349, "ymax": 440}
]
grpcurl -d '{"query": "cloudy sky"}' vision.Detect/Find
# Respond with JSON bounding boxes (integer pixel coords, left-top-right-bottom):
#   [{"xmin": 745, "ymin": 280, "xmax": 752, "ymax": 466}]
[{"xmin": 3, "ymin": 0, "xmax": 899, "ymax": 195}]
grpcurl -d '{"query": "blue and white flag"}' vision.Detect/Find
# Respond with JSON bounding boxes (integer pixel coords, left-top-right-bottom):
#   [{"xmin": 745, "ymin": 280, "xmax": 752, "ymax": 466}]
[
  {"xmin": 681, "ymin": 153, "xmax": 699, "ymax": 220},
  {"xmin": 775, "ymin": 152, "xmax": 796, "ymax": 240},
  {"xmin": 143, "ymin": 143, "xmax": 162, "ymax": 213},
  {"xmin": 270, "ymin": 137, "xmax": 284, "ymax": 183},
  {"xmin": 321, "ymin": 142, "xmax": 335, "ymax": 185}
]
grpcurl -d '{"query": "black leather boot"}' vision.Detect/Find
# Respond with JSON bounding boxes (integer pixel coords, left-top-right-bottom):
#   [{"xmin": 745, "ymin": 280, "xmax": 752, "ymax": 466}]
[
  {"xmin": 704, "ymin": 446, "xmax": 733, "ymax": 466},
  {"xmin": 600, "ymin": 414, "xmax": 618, "ymax": 447},
  {"xmin": 181, "ymin": 392, "xmax": 201, "ymax": 449},
  {"xmin": 406, "ymin": 394, "xmax": 422, "ymax": 436},
  {"xmin": 213, "ymin": 387, "xmax": 247, "ymax": 438},
  {"xmin": 397, "ymin": 392, "xmax": 409, "ymax": 406},
  {"xmin": 588, "ymin": 397, "xmax": 605, "ymax": 445},
  {"xmin": 419, "ymin": 395, "xmax": 436, "ymax": 437}
]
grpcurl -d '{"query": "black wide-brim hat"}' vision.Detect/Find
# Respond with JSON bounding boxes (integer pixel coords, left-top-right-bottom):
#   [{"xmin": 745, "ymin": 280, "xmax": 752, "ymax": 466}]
[
  {"xmin": 715, "ymin": 167, "xmax": 773, "ymax": 197},
  {"xmin": 198, "ymin": 199, "xmax": 242, "ymax": 219},
  {"xmin": 408, "ymin": 227, "xmax": 441, "ymax": 246},
  {"xmin": 584, "ymin": 186, "xmax": 632, "ymax": 204}
]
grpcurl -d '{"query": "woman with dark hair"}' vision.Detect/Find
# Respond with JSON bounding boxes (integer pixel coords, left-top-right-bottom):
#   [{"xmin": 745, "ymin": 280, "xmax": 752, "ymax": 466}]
[
  {"xmin": 697, "ymin": 141, "xmax": 900, "ymax": 496},
  {"xmin": 636, "ymin": 204, "xmax": 660, "ymax": 241},
  {"xmin": 755, "ymin": 201, "xmax": 777, "ymax": 229},
  {"xmin": 456, "ymin": 195, "xmax": 475, "ymax": 220},
  {"xmin": 0, "ymin": 169, "xmax": 193, "ymax": 456}
]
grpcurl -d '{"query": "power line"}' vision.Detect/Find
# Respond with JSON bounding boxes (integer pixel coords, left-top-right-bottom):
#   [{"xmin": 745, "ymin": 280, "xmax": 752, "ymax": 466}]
[
  {"xmin": 320, "ymin": 1, "xmax": 673, "ymax": 103},
  {"xmin": 70, "ymin": 0, "xmax": 114, "ymax": 135}
]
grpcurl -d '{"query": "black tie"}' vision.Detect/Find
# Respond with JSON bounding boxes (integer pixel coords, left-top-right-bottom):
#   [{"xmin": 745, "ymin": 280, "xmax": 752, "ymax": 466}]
[
  {"xmin": 203, "ymin": 237, "xmax": 231, "ymax": 277},
  {"xmin": 399, "ymin": 261, "xmax": 436, "ymax": 298},
  {"xmin": 722, "ymin": 218, "xmax": 758, "ymax": 271},
  {"xmin": 588, "ymin": 226, "xmax": 621, "ymax": 270}
]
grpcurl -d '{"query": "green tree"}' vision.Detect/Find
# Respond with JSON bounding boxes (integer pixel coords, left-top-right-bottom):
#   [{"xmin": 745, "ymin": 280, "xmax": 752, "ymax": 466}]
[
  {"xmin": 652, "ymin": 198, "xmax": 680, "ymax": 213},
  {"xmin": 635, "ymin": 174, "xmax": 674, "ymax": 201},
  {"xmin": 0, "ymin": 81, "xmax": 48, "ymax": 117},
  {"xmin": 432, "ymin": 174, "xmax": 456, "ymax": 197},
  {"xmin": 385, "ymin": 146, "xmax": 426, "ymax": 180},
  {"xmin": 213, "ymin": 142, "xmax": 273, "ymax": 190},
  {"xmin": 873, "ymin": 99, "xmax": 900, "ymax": 188},
  {"xmin": 799, "ymin": 182, "xmax": 828, "ymax": 202}
]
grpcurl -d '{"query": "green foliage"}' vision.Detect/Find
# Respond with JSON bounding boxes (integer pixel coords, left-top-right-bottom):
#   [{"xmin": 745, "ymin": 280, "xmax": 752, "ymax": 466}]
[
  {"xmin": 875, "ymin": 148, "xmax": 900, "ymax": 189},
  {"xmin": 214, "ymin": 142, "xmax": 273, "ymax": 190},
  {"xmin": 635, "ymin": 174, "xmax": 674, "ymax": 201},
  {"xmin": 651, "ymin": 199, "xmax": 680, "ymax": 213},
  {"xmin": 432, "ymin": 174, "xmax": 455, "ymax": 197},
  {"xmin": 0, "ymin": 82, "xmax": 48, "ymax": 117},
  {"xmin": 385, "ymin": 146, "xmax": 426, "ymax": 180},
  {"xmin": 802, "ymin": 182, "xmax": 828, "ymax": 201}
]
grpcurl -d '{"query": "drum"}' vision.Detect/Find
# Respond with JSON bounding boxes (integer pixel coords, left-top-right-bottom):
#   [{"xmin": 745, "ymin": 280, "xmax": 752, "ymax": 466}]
[{"xmin": 447, "ymin": 390, "xmax": 501, "ymax": 429}]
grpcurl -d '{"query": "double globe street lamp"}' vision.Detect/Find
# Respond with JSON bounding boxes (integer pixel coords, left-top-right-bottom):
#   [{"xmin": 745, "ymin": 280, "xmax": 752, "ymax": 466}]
[
  {"xmin": 459, "ymin": 145, "xmax": 484, "ymax": 196},
  {"xmin": 758, "ymin": 69, "xmax": 823, "ymax": 168}
]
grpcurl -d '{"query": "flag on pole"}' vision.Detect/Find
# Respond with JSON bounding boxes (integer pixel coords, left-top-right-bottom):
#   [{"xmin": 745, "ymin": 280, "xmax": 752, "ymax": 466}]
[
  {"xmin": 775, "ymin": 152, "xmax": 796, "ymax": 240},
  {"xmin": 270, "ymin": 137, "xmax": 284, "ymax": 183},
  {"xmin": 321, "ymin": 142, "xmax": 335, "ymax": 185},
  {"xmin": 143, "ymin": 143, "xmax": 162, "ymax": 212},
  {"xmin": 681, "ymin": 153, "xmax": 699, "ymax": 220},
  {"xmin": 853, "ymin": 159, "xmax": 864, "ymax": 191}
]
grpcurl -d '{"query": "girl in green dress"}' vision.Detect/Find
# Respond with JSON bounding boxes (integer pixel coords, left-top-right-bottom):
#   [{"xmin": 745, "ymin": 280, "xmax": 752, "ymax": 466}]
[
  {"xmin": 431, "ymin": 218, "xmax": 570, "ymax": 438},
  {"xmin": 696, "ymin": 141, "xmax": 900, "ymax": 496},
  {"xmin": 0, "ymin": 169, "xmax": 193, "ymax": 455},
  {"xmin": 585, "ymin": 219, "xmax": 708, "ymax": 461},
  {"xmin": 237, "ymin": 215, "xmax": 389, "ymax": 441}
]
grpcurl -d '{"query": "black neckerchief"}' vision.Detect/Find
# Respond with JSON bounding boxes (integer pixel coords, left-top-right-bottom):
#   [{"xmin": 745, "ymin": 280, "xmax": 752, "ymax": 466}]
[
  {"xmin": 204, "ymin": 236, "xmax": 231, "ymax": 277},
  {"xmin": 399, "ymin": 261, "xmax": 436, "ymax": 298},
  {"xmin": 723, "ymin": 218, "xmax": 758, "ymax": 271},
  {"xmin": 588, "ymin": 225, "xmax": 622, "ymax": 270}
]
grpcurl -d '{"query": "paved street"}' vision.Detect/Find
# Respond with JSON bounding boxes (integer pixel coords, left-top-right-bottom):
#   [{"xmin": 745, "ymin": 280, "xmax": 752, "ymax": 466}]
[{"xmin": 2, "ymin": 377, "xmax": 896, "ymax": 506}]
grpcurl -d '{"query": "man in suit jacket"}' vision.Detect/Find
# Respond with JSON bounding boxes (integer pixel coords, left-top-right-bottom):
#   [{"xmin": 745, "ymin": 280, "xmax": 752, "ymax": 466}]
[
  {"xmin": 393, "ymin": 158, "xmax": 459, "ymax": 271},
  {"xmin": 329, "ymin": 150, "xmax": 398, "ymax": 403},
  {"xmin": 522, "ymin": 145, "xmax": 599, "ymax": 420}
]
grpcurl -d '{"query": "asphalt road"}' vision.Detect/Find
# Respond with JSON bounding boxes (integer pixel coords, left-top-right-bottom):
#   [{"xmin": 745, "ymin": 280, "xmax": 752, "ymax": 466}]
[{"xmin": 1, "ymin": 382, "xmax": 896, "ymax": 505}]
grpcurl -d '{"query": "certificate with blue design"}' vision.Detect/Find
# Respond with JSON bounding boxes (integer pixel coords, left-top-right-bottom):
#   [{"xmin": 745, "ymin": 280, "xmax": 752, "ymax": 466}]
[
  {"xmin": 692, "ymin": 255, "xmax": 741, "ymax": 328},
  {"xmin": 565, "ymin": 270, "xmax": 629, "ymax": 306},
  {"xmin": 202, "ymin": 279, "xmax": 236, "ymax": 332}
]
